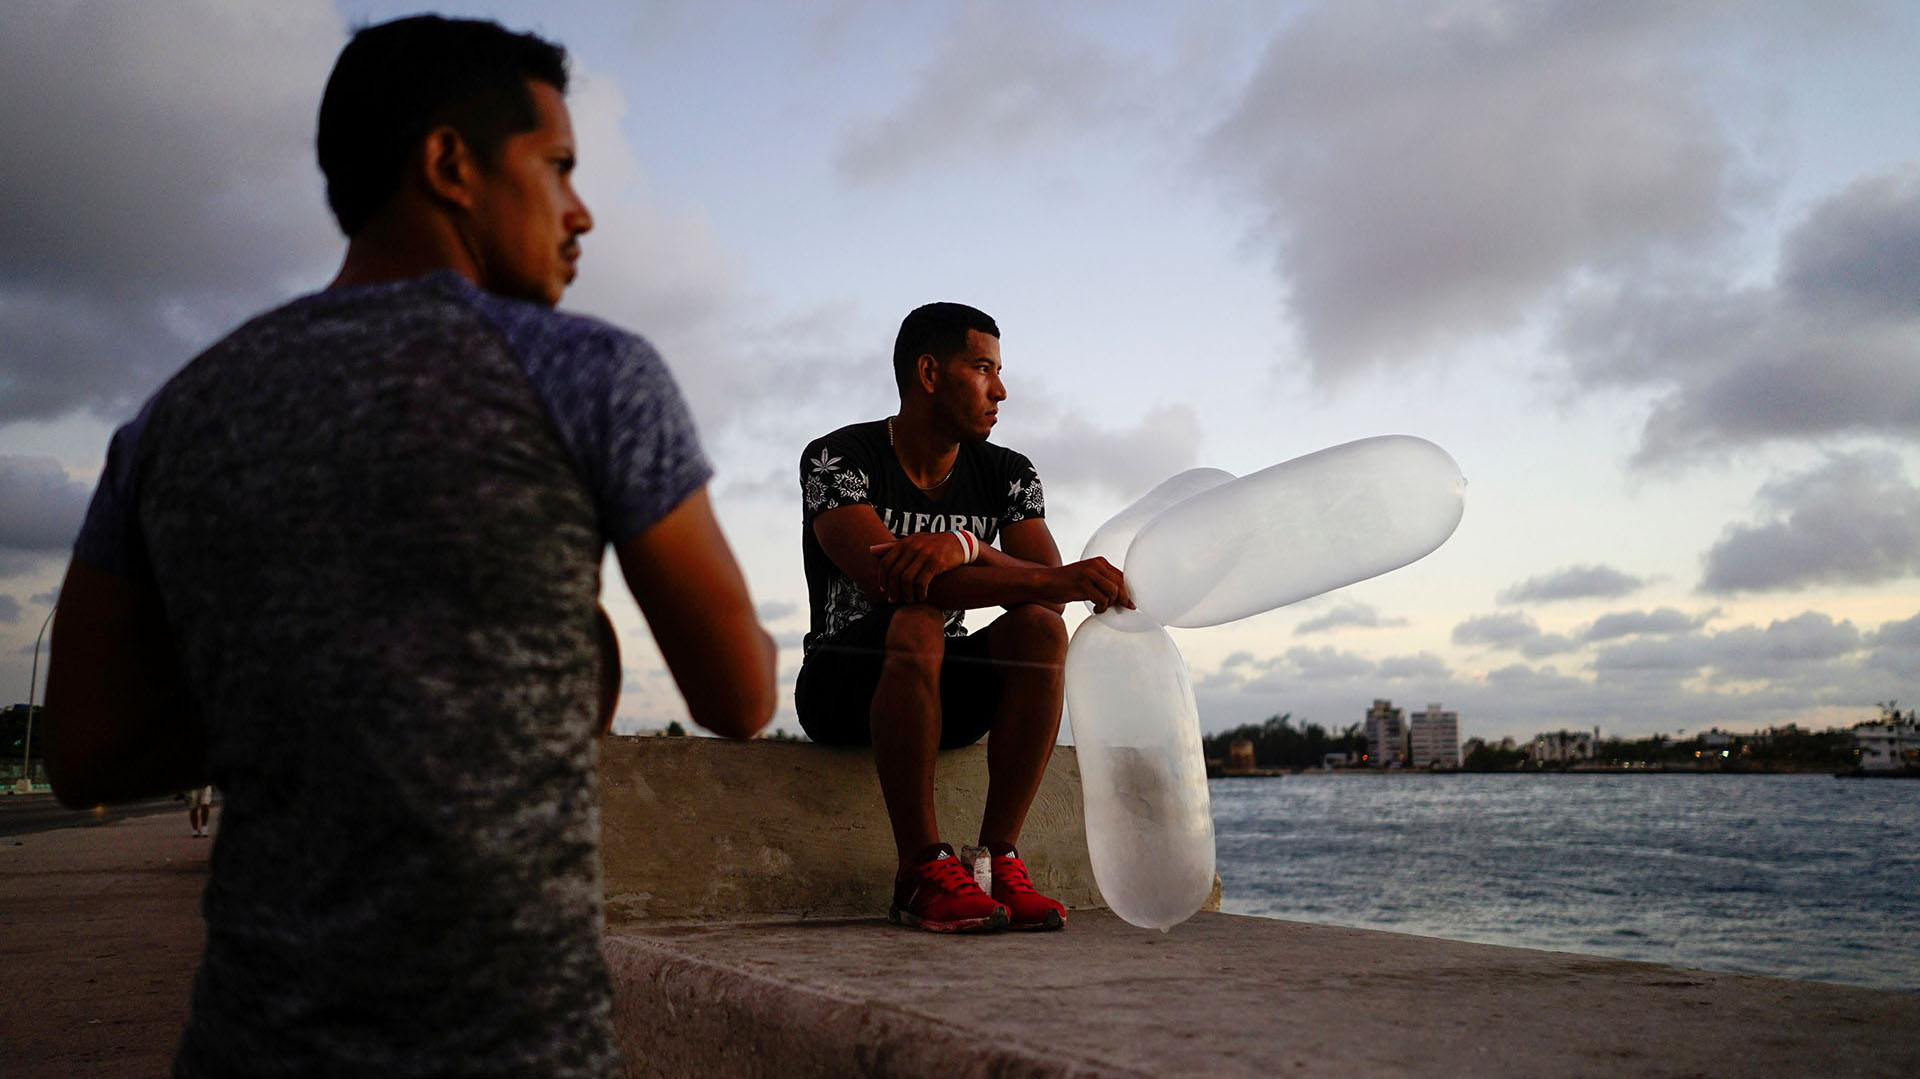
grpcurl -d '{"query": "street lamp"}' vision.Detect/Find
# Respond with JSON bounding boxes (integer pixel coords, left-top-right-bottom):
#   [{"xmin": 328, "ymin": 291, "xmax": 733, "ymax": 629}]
[{"xmin": 16, "ymin": 602, "xmax": 56, "ymax": 794}]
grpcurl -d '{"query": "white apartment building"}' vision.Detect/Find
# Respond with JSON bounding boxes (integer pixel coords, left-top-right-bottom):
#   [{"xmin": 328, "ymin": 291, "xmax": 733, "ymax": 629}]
[
  {"xmin": 1408, "ymin": 703, "xmax": 1460, "ymax": 768},
  {"xmin": 1365, "ymin": 699, "xmax": 1405, "ymax": 766},
  {"xmin": 1853, "ymin": 716, "xmax": 1920, "ymax": 772}
]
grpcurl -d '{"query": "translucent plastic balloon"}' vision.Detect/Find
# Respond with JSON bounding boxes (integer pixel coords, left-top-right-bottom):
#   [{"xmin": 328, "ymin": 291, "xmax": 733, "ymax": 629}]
[
  {"xmin": 1079, "ymin": 468, "xmax": 1236, "ymax": 632},
  {"xmin": 1125, "ymin": 436, "xmax": 1465, "ymax": 628},
  {"xmin": 1064, "ymin": 612, "xmax": 1216, "ymax": 930}
]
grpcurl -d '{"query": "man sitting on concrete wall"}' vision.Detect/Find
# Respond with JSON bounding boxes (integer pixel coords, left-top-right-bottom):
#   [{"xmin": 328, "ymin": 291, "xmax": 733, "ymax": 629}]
[
  {"xmin": 797, "ymin": 303, "xmax": 1129, "ymax": 933},
  {"xmin": 46, "ymin": 16, "xmax": 775, "ymax": 1077}
]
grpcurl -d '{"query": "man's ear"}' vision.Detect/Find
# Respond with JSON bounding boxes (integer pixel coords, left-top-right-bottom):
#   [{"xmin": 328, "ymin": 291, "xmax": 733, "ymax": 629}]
[
  {"xmin": 915, "ymin": 353, "xmax": 940, "ymax": 394},
  {"xmin": 417, "ymin": 125, "xmax": 480, "ymax": 210}
]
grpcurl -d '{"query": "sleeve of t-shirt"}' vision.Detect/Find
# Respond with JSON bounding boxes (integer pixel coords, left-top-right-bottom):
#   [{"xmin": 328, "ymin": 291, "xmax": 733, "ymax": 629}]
[
  {"xmin": 69, "ymin": 402, "xmax": 156, "ymax": 580},
  {"xmin": 1002, "ymin": 449, "xmax": 1046, "ymax": 524},
  {"xmin": 799, "ymin": 429, "xmax": 879, "ymax": 525},
  {"xmin": 476, "ymin": 301, "xmax": 713, "ymax": 547}
]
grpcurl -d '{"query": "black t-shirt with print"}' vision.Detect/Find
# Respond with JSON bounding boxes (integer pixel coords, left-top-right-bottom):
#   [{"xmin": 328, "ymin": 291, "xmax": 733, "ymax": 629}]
[{"xmin": 799, "ymin": 419, "xmax": 1045, "ymax": 655}]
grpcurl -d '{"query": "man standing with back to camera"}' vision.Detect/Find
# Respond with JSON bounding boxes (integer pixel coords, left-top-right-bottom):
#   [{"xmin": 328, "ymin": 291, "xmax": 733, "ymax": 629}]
[
  {"xmin": 798, "ymin": 303, "xmax": 1129, "ymax": 933},
  {"xmin": 46, "ymin": 16, "xmax": 774, "ymax": 1077}
]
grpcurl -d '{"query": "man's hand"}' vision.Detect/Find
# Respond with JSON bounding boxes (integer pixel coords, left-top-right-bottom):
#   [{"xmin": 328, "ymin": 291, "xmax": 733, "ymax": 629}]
[
  {"xmin": 868, "ymin": 531, "xmax": 972, "ymax": 604},
  {"xmin": 1046, "ymin": 556, "xmax": 1132, "ymax": 613}
]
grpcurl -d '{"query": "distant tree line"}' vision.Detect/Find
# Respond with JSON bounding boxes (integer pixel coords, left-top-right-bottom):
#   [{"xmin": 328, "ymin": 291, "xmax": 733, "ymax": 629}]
[
  {"xmin": 1202, "ymin": 713, "xmax": 1367, "ymax": 770},
  {"xmin": 3, "ymin": 704, "xmax": 43, "ymax": 762},
  {"xmin": 1461, "ymin": 725, "xmax": 1858, "ymax": 772}
]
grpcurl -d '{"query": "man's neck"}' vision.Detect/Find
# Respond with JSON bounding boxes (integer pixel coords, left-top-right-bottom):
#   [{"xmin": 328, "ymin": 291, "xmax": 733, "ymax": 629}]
[
  {"xmin": 888, "ymin": 408, "xmax": 960, "ymax": 490},
  {"xmin": 329, "ymin": 199, "xmax": 480, "ymax": 292}
]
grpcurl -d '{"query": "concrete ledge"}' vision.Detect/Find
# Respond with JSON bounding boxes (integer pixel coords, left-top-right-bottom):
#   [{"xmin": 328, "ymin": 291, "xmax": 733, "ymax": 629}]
[
  {"xmin": 598, "ymin": 737, "xmax": 1104, "ymax": 921},
  {"xmin": 605, "ymin": 910, "xmax": 1920, "ymax": 1079}
]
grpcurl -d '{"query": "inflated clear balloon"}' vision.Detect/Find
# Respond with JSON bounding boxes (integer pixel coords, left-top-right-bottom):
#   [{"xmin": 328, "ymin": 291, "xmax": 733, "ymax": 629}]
[
  {"xmin": 1125, "ymin": 436, "xmax": 1465, "ymax": 628},
  {"xmin": 1080, "ymin": 468, "xmax": 1236, "ymax": 632},
  {"xmin": 1064, "ymin": 612, "xmax": 1216, "ymax": 930}
]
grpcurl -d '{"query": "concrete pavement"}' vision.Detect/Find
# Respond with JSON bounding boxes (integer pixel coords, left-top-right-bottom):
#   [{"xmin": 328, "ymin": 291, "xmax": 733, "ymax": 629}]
[
  {"xmin": 607, "ymin": 912, "xmax": 1920, "ymax": 1079},
  {"xmin": 1, "ymin": 804, "xmax": 208, "ymax": 1078}
]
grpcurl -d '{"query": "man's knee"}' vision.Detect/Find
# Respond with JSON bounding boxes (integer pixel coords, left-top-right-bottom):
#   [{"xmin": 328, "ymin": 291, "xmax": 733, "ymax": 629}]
[
  {"xmin": 993, "ymin": 604, "xmax": 1067, "ymax": 662},
  {"xmin": 880, "ymin": 605, "xmax": 947, "ymax": 684}
]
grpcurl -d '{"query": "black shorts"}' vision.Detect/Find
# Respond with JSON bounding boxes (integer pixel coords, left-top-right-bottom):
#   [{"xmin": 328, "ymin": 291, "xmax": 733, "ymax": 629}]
[{"xmin": 795, "ymin": 610, "xmax": 1005, "ymax": 750}]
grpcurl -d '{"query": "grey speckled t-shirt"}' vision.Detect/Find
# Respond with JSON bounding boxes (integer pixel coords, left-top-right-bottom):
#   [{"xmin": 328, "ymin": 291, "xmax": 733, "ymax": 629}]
[{"xmin": 72, "ymin": 272, "xmax": 710, "ymax": 1078}]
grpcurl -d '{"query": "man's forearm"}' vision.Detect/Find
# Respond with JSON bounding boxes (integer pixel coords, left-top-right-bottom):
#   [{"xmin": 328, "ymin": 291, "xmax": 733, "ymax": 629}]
[
  {"xmin": 921, "ymin": 561, "xmax": 1068, "ymax": 612},
  {"xmin": 45, "ymin": 558, "xmax": 210, "ymax": 807},
  {"xmin": 48, "ymin": 696, "xmax": 208, "ymax": 807}
]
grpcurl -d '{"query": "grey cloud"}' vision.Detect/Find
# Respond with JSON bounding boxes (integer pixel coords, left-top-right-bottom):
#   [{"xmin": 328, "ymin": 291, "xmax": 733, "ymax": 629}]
[
  {"xmin": 1016, "ymin": 404, "xmax": 1202, "ymax": 498},
  {"xmin": 834, "ymin": 8, "xmax": 1137, "ymax": 184},
  {"xmin": 1781, "ymin": 168, "xmax": 1920, "ymax": 323},
  {"xmin": 1560, "ymin": 168, "xmax": 1920, "ymax": 465},
  {"xmin": 1377, "ymin": 653, "xmax": 1450, "ymax": 681},
  {"xmin": 0, "ymin": 1, "xmax": 345, "ymax": 424},
  {"xmin": 1703, "ymin": 611, "xmax": 1861, "ymax": 681},
  {"xmin": 1591, "ymin": 636, "xmax": 1715, "ymax": 675},
  {"xmin": 1451, "ymin": 612, "xmax": 1577, "ymax": 658},
  {"xmin": 1869, "ymin": 612, "xmax": 1920, "ymax": 649},
  {"xmin": 1867, "ymin": 612, "xmax": 1920, "ymax": 678},
  {"xmin": 1592, "ymin": 610, "xmax": 1861, "ymax": 682},
  {"xmin": 1285, "ymin": 646, "xmax": 1377, "ymax": 683},
  {"xmin": 1452, "ymin": 612, "xmax": 1535, "ymax": 647},
  {"xmin": 1197, "ymin": 645, "xmax": 1376, "ymax": 693},
  {"xmin": 0, "ymin": 456, "xmax": 91, "ymax": 576},
  {"xmin": 1498, "ymin": 564, "xmax": 1646, "ymax": 604},
  {"xmin": 1207, "ymin": 2, "xmax": 1756, "ymax": 378},
  {"xmin": 756, "ymin": 601, "xmax": 800, "ymax": 622},
  {"xmin": 0, "ymin": 594, "xmax": 18, "ymax": 624},
  {"xmin": 1700, "ymin": 452, "xmax": 1920, "ymax": 593},
  {"xmin": 1294, "ymin": 602, "xmax": 1408, "ymax": 635},
  {"xmin": 1583, "ymin": 607, "xmax": 1708, "ymax": 641}
]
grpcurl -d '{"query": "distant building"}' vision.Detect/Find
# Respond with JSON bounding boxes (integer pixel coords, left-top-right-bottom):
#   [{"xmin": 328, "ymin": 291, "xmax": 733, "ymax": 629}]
[
  {"xmin": 1365, "ymin": 699, "xmax": 1405, "ymax": 767},
  {"xmin": 1853, "ymin": 715, "xmax": 1919, "ymax": 772},
  {"xmin": 1408, "ymin": 703, "xmax": 1460, "ymax": 768},
  {"xmin": 1526, "ymin": 730, "xmax": 1594, "ymax": 764},
  {"xmin": 1227, "ymin": 737, "xmax": 1257, "ymax": 774}
]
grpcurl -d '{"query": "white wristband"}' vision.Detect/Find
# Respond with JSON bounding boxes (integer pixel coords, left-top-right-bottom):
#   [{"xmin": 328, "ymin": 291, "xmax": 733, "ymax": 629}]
[{"xmin": 950, "ymin": 528, "xmax": 978, "ymax": 563}]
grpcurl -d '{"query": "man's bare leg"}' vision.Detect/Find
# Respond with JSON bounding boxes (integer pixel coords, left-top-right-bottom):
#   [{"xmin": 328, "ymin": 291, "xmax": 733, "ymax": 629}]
[
  {"xmin": 978, "ymin": 603, "xmax": 1067, "ymax": 849},
  {"xmin": 870, "ymin": 604, "xmax": 948, "ymax": 865}
]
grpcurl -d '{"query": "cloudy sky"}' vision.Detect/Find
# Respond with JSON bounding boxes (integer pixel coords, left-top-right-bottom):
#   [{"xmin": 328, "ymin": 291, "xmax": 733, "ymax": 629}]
[{"xmin": 3, "ymin": 0, "xmax": 1917, "ymax": 744}]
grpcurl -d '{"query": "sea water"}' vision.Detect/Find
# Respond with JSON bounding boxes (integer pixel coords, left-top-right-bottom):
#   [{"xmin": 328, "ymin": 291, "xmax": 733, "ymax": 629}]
[{"xmin": 1211, "ymin": 772, "xmax": 1919, "ymax": 991}]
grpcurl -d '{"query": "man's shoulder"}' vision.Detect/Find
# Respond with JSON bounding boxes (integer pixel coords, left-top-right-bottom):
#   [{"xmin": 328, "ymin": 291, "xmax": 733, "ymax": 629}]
[
  {"xmin": 455, "ymin": 279, "xmax": 659, "ymax": 371},
  {"xmin": 803, "ymin": 419, "xmax": 886, "ymax": 459},
  {"xmin": 810, "ymin": 419, "xmax": 886, "ymax": 444},
  {"xmin": 966, "ymin": 437, "xmax": 1037, "ymax": 474}
]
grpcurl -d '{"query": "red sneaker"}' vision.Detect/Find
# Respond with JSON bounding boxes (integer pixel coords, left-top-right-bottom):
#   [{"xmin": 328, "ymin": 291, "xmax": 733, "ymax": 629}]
[
  {"xmin": 889, "ymin": 846, "xmax": 1009, "ymax": 933},
  {"xmin": 968, "ymin": 846, "xmax": 1066, "ymax": 931}
]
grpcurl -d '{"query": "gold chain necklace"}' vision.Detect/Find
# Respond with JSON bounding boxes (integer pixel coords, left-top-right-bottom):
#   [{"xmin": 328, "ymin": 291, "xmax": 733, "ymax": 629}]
[{"xmin": 887, "ymin": 416, "xmax": 955, "ymax": 491}]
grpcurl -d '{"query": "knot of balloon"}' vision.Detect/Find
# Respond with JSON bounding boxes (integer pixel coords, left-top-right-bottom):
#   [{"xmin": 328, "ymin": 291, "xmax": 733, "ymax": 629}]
[{"xmin": 1066, "ymin": 435, "xmax": 1467, "ymax": 931}]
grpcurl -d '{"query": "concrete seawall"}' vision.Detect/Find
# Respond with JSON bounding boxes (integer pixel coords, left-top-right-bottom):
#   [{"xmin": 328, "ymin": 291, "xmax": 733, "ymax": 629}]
[
  {"xmin": 597, "ymin": 737, "xmax": 1918, "ymax": 1077},
  {"xmin": 598, "ymin": 736, "xmax": 1110, "ymax": 921}
]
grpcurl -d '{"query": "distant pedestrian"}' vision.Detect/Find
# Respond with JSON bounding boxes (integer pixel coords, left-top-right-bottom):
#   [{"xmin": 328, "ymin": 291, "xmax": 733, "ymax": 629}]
[{"xmin": 185, "ymin": 785, "xmax": 212, "ymax": 837}]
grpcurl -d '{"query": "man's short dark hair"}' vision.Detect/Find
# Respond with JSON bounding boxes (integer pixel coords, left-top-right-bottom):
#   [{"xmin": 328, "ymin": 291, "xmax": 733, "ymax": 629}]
[
  {"xmin": 892, "ymin": 303, "xmax": 1000, "ymax": 394},
  {"xmin": 317, "ymin": 15, "xmax": 570, "ymax": 236}
]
